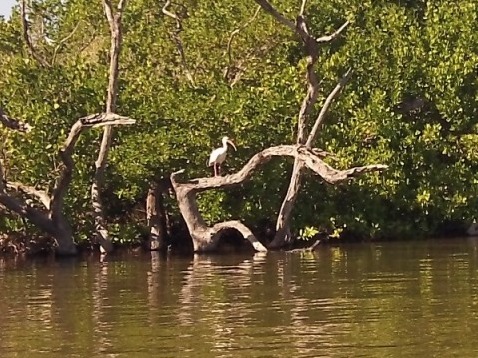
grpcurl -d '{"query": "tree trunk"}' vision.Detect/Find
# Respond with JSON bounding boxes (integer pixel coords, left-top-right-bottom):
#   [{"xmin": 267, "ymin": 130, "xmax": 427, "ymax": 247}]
[
  {"xmin": 270, "ymin": 158, "xmax": 304, "ymax": 248},
  {"xmin": 146, "ymin": 183, "xmax": 168, "ymax": 251},
  {"xmin": 51, "ymin": 221, "xmax": 77, "ymax": 256},
  {"xmin": 171, "ymin": 170, "xmax": 268, "ymax": 253},
  {"xmin": 1, "ymin": 108, "xmax": 135, "ymax": 256},
  {"xmin": 91, "ymin": 0, "xmax": 128, "ymax": 253},
  {"xmin": 255, "ymin": 1, "xmax": 350, "ymax": 249},
  {"xmin": 170, "ymin": 145, "xmax": 386, "ymax": 252}
]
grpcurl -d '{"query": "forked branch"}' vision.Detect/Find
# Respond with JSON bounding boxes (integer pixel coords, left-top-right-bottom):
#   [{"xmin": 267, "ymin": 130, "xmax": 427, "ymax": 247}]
[
  {"xmin": 52, "ymin": 113, "xmax": 135, "ymax": 221},
  {"xmin": 171, "ymin": 144, "xmax": 386, "ymax": 252}
]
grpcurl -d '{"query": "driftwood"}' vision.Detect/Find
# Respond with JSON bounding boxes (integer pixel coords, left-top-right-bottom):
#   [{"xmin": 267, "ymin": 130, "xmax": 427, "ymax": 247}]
[
  {"xmin": 0, "ymin": 110, "xmax": 135, "ymax": 255},
  {"xmin": 171, "ymin": 145, "xmax": 386, "ymax": 252},
  {"xmin": 91, "ymin": 0, "xmax": 128, "ymax": 253}
]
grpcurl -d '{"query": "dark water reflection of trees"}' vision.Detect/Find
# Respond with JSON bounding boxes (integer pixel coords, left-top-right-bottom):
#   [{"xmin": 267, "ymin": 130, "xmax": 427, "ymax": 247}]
[{"xmin": 2, "ymin": 239, "xmax": 478, "ymax": 356}]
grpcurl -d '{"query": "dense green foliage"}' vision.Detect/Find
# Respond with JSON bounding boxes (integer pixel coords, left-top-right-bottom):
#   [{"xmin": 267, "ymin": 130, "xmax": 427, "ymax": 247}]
[{"xmin": 0, "ymin": 0, "xmax": 477, "ymax": 243}]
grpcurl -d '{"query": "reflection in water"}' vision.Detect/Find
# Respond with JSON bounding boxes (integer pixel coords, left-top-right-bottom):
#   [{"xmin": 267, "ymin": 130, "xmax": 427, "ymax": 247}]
[{"xmin": 2, "ymin": 239, "xmax": 478, "ymax": 356}]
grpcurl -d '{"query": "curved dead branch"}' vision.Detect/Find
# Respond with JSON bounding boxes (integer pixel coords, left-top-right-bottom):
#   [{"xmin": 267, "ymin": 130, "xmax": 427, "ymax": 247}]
[
  {"xmin": 0, "ymin": 105, "xmax": 135, "ymax": 255},
  {"xmin": 171, "ymin": 145, "xmax": 386, "ymax": 252},
  {"xmin": 53, "ymin": 113, "xmax": 135, "ymax": 223},
  {"xmin": 212, "ymin": 221, "xmax": 268, "ymax": 252},
  {"xmin": 179, "ymin": 145, "xmax": 385, "ymax": 190}
]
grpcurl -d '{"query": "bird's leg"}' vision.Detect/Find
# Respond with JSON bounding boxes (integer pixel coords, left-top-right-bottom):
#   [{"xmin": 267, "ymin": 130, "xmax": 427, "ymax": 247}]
[
  {"xmin": 214, "ymin": 163, "xmax": 218, "ymax": 177},
  {"xmin": 218, "ymin": 164, "xmax": 222, "ymax": 176}
]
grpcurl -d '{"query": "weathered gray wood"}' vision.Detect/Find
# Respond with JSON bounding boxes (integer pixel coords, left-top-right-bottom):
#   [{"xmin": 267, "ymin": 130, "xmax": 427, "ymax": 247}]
[
  {"xmin": 91, "ymin": 0, "xmax": 128, "ymax": 254},
  {"xmin": 255, "ymin": 0, "xmax": 351, "ymax": 248},
  {"xmin": 171, "ymin": 145, "xmax": 386, "ymax": 252},
  {"xmin": 0, "ymin": 107, "xmax": 134, "ymax": 255}
]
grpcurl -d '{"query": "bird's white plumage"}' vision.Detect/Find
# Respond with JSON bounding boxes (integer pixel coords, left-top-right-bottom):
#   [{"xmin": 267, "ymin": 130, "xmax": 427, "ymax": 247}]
[{"xmin": 208, "ymin": 136, "xmax": 237, "ymax": 176}]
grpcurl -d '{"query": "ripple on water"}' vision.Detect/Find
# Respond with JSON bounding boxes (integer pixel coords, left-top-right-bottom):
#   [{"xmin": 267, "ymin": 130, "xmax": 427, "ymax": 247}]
[{"xmin": 2, "ymin": 241, "xmax": 478, "ymax": 357}]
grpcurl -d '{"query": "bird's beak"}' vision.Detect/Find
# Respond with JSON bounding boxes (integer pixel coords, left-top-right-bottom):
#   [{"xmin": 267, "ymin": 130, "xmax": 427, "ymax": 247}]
[{"xmin": 227, "ymin": 139, "xmax": 237, "ymax": 151}]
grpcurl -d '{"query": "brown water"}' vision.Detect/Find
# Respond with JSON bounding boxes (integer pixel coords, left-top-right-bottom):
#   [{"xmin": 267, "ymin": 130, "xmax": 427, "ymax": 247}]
[{"xmin": 2, "ymin": 239, "xmax": 478, "ymax": 357}]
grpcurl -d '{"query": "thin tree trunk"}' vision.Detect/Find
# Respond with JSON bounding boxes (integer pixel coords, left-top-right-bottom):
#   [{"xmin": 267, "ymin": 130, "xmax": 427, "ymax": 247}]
[
  {"xmin": 271, "ymin": 158, "xmax": 303, "ymax": 248},
  {"xmin": 256, "ymin": 0, "xmax": 350, "ymax": 248},
  {"xmin": 91, "ymin": 0, "xmax": 127, "ymax": 253},
  {"xmin": 1, "ymin": 108, "xmax": 135, "ymax": 255},
  {"xmin": 146, "ymin": 183, "xmax": 168, "ymax": 251}
]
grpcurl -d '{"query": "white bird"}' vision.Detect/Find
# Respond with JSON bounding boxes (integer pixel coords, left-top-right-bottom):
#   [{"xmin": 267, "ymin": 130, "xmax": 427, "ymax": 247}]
[{"xmin": 208, "ymin": 136, "xmax": 237, "ymax": 176}]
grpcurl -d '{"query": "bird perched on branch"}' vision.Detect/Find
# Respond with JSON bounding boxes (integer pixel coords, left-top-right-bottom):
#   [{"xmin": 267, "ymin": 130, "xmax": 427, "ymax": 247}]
[{"xmin": 208, "ymin": 136, "xmax": 237, "ymax": 176}]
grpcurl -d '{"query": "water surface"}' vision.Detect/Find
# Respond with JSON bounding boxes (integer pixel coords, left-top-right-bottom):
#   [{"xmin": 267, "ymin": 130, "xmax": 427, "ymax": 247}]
[{"xmin": 2, "ymin": 239, "xmax": 478, "ymax": 357}]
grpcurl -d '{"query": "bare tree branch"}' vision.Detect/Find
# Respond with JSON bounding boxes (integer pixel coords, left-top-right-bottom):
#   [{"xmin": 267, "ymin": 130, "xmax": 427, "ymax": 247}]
[
  {"xmin": 0, "ymin": 191, "xmax": 55, "ymax": 233},
  {"xmin": 177, "ymin": 145, "xmax": 385, "ymax": 191},
  {"xmin": 118, "ymin": 0, "xmax": 127, "ymax": 12},
  {"xmin": 78, "ymin": 28, "xmax": 99, "ymax": 54},
  {"xmin": 162, "ymin": 0, "xmax": 180, "ymax": 21},
  {"xmin": 162, "ymin": 0, "xmax": 195, "ymax": 86},
  {"xmin": 0, "ymin": 107, "xmax": 32, "ymax": 132},
  {"xmin": 316, "ymin": 20, "xmax": 350, "ymax": 43},
  {"xmin": 91, "ymin": 0, "xmax": 129, "ymax": 253},
  {"xmin": 254, "ymin": 0, "xmax": 296, "ymax": 32},
  {"xmin": 211, "ymin": 221, "xmax": 268, "ymax": 252},
  {"xmin": 20, "ymin": 0, "xmax": 50, "ymax": 67},
  {"xmin": 224, "ymin": 6, "xmax": 261, "ymax": 84},
  {"xmin": 6, "ymin": 182, "xmax": 51, "ymax": 210},
  {"xmin": 254, "ymin": 1, "xmax": 350, "ymax": 248},
  {"xmin": 171, "ymin": 144, "xmax": 386, "ymax": 252},
  {"xmin": 103, "ymin": 0, "xmax": 115, "ymax": 29},
  {"xmin": 51, "ymin": 21, "xmax": 82, "ymax": 65},
  {"xmin": 305, "ymin": 68, "xmax": 353, "ymax": 147},
  {"xmin": 299, "ymin": 0, "xmax": 308, "ymax": 16},
  {"xmin": 52, "ymin": 113, "xmax": 135, "ymax": 223}
]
